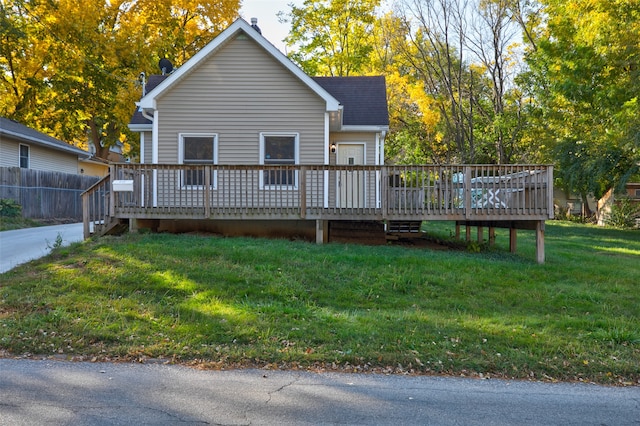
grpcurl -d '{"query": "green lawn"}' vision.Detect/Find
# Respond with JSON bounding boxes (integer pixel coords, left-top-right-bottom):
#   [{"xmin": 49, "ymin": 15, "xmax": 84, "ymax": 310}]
[{"xmin": 1, "ymin": 221, "xmax": 638, "ymax": 384}]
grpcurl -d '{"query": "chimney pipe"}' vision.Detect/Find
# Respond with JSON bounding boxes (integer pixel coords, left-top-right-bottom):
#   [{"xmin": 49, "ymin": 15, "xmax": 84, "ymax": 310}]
[{"xmin": 250, "ymin": 17, "xmax": 261, "ymax": 34}]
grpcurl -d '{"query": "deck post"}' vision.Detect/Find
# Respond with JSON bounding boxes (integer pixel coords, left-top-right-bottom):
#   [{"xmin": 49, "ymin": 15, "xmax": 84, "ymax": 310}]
[
  {"xmin": 455, "ymin": 222, "xmax": 461, "ymax": 239},
  {"xmin": 82, "ymin": 192, "xmax": 90, "ymax": 239},
  {"xmin": 380, "ymin": 167, "xmax": 388, "ymax": 218},
  {"xmin": 204, "ymin": 166, "xmax": 211, "ymax": 218},
  {"xmin": 465, "ymin": 224, "xmax": 471, "ymax": 242},
  {"xmin": 477, "ymin": 226, "xmax": 484, "ymax": 244},
  {"xmin": 108, "ymin": 167, "xmax": 115, "ymax": 217},
  {"xmin": 316, "ymin": 219, "xmax": 327, "ymax": 244},
  {"xmin": 536, "ymin": 220, "xmax": 545, "ymax": 264},
  {"xmin": 509, "ymin": 228, "xmax": 517, "ymax": 253},
  {"xmin": 300, "ymin": 166, "xmax": 307, "ymax": 219},
  {"xmin": 464, "ymin": 166, "xmax": 472, "ymax": 219},
  {"xmin": 489, "ymin": 227, "xmax": 496, "ymax": 246}
]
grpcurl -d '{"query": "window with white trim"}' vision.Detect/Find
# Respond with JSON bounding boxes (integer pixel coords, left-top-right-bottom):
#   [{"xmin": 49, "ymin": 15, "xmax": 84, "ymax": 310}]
[
  {"xmin": 260, "ymin": 133, "xmax": 298, "ymax": 188},
  {"xmin": 19, "ymin": 144, "xmax": 29, "ymax": 168},
  {"xmin": 179, "ymin": 134, "xmax": 217, "ymax": 187}
]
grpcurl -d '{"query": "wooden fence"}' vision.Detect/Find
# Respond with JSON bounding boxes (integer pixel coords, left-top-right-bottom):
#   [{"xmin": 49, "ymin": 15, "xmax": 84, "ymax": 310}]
[{"xmin": 0, "ymin": 167, "xmax": 99, "ymax": 220}]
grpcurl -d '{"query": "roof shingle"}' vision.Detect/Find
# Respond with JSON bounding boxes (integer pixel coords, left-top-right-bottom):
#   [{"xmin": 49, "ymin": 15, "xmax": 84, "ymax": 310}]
[
  {"xmin": 313, "ymin": 76, "xmax": 389, "ymax": 127},
  {"xmin": 0, "ymin": 117, "xmax": 89, "ymax": 156}
]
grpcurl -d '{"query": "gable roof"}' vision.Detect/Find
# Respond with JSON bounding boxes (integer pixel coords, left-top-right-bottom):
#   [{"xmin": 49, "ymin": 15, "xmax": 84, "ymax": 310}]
[
  {"xmin": 136, "ymin": 18, "xmax": 341, "ymax": 113},
  {"xmin": 0, "ymin": 117, "xmax": 89, "ymax": 158},
  {"xmin": 313, "ymin": 77, "xmax": 389, "ymax": 127}
]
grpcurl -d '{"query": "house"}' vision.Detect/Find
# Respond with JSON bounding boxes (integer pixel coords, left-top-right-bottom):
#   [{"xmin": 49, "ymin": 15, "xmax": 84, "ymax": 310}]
[
  {"xmin": 0, "ymin": 117, "xmax": 108, "ymax": 220},
  {"xmin": 0, "ymin": 117, "xmax": 109, "ymax": 177},
  {"xmin": 597, "ymin": 183, "xmax": 640, "ymax": 227},
  {"xmin": 83, "ymin": 18, "xmax": 554, "ymax": 263}
]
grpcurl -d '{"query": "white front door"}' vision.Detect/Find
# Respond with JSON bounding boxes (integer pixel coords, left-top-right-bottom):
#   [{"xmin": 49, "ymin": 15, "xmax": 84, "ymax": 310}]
[{"xmin": 337, "ymin": 144, "xmax": 365, "ymax": 208}]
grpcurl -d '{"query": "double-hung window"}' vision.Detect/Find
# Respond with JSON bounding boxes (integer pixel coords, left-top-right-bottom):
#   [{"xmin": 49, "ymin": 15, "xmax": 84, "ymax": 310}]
[
  {"xmin": 19, "ymin": 144, "xmax": 29, "ymax": 168},
  {"xmin": 179, "ymin": 134, "xmax": 217, "ymax": 188},
  {"xmin": 260, "ymin": 133, "xmax": 299, "ymax": 188}
]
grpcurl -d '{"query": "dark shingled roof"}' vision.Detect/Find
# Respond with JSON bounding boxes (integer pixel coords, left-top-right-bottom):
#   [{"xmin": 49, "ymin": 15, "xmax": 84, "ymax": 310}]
[
  {"xmin": 129, "ymin": 75, "xmax": 170, "ymax": 125},
  {"xmin": 313, "ymin": 76, "xmax": 389, "ymax": 126},
  {"xmin": 0, "ymin": 116, "xmax": 89, "ymax": 156}
]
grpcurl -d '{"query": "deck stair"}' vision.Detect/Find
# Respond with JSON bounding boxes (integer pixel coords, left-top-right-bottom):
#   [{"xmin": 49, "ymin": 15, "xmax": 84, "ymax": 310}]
[
  {"xmin": 94, "ymin": 218, "xmax": 129, "ymax": 237},
  {"xmin": 387, "ymin": 221, "xmax": 422, "ymax": 234}
]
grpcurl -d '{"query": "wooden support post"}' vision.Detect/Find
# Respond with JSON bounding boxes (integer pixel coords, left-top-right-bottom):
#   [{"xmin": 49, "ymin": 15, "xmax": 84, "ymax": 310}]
[
  {"xmin": 536, "ymin": 220, "xmax": 545, "ymax": 264},
  {"xmin": 509, "ymin": 228, "xmax": 517, "ymax": 253},
  {"xmin": 204, "ymin": 166, "xmax": 211, "ymax": 218},
  {"xmin": 455, "ymin": 222, "xmax": 461, "ymax": 239},
  {"xmin": 316, "ymin": 220, "xmax": 327, "ymax": 244},
  {"xmin": 82, "ymin": 193, "xmax": 90, "ymax": 239},
  {"xmin": 465, "ymin": 224, "xmax": 471, "ymax": 242},
  {"xmin": 488, "ymin": 227, "xmax": 496, "ymax": 246},
  {"xmin": 300, "ymin": 166, "xmax": 307, "ymax": 219},
  {"xmin": 477, "ymin": 226, "xmax": 484, "ymax": 244},
  {"xmin": 129, "ymin": 218, "xmax": 138, "ymax": 233}
]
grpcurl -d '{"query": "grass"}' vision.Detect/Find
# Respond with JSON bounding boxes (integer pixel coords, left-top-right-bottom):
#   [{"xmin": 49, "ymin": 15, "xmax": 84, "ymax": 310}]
[
  {"xmin": 0, "ymin": 216, "xmax": 47, "ymax": 231},
  {"xmin": 1, "ymin": 221, "xmax": 639, "ymax": 385},
  {"xmin": 0, "ymin": 216, "xmax": 78, "ymax": 231}
]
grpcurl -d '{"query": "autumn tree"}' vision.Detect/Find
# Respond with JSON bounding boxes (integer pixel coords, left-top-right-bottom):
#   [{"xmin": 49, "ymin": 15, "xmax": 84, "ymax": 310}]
[
  {"xmin": 279, "ymin": 0, "xmax": 381, "ymax": 76},
  {"xmin": 0, "ymin": 0, "xmax": 240, "ymax": 159},
  {"xmin": 396, "ymin": 0, "xmax": 481, "ymax": 163}
]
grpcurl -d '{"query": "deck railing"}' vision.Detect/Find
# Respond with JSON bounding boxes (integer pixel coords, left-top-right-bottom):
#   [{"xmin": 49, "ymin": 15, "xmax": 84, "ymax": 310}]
[{"xmin": 82, "ymin": 164, "xmax": 553, "ymax": 236}]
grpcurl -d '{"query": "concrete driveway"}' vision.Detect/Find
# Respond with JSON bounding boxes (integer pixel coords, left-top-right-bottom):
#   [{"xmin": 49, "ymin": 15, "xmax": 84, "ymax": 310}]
[{"xmin": 0, "ymin": 223, "xmax": 84, "ymax": 273}]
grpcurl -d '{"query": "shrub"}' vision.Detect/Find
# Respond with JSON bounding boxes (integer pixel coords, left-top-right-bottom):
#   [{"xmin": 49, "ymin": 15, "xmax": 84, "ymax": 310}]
[
  {"xmin": 0, "ymin": 199, "xmax": 22, "ymax": 218},
  {"xmin": 604, "ymin": 197, "xmax": 640, "ymax": 229}
]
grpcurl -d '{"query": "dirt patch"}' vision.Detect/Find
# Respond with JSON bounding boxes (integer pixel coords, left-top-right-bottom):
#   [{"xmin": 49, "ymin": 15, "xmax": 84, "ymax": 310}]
[
  {"xmin": 34, "ymin": 218, "xmax": 80, "ymax": 226},
  {"xmin": 386, "ymin": 233, "xmax": 463, "ymax": 250}
]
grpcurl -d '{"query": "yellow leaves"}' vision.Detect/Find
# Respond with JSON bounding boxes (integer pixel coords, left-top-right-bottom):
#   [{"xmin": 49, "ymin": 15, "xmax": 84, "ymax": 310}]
[{"xmin": 387, "ymin": 72, "xmax": 440, "ymax": 129}]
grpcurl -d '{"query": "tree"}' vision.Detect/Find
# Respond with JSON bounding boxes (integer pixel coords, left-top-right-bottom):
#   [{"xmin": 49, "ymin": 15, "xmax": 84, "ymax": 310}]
[
  {"xmin": 523, "ymin": 0, "xmax": 640, "ymax": 207},
  {"xmin": 279, "ymin": 0, "xmax": 381, "ymax": 76},
  {"xmin": 467, "ymin": 0, "xmax": 526, "ymax": 163},
  {"xmin": 397, "ymin": 0, "xmax": 483, "ymax": 163},
  {"xmin": 0, "ymin": 0, "xmax": 240, "ymax": 159}
]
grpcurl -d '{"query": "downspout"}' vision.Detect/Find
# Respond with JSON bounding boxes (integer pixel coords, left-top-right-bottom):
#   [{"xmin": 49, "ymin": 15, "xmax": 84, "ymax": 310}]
[{"xmin": 141, "ymin": 109, "xmax": 154, "ymax": 122}]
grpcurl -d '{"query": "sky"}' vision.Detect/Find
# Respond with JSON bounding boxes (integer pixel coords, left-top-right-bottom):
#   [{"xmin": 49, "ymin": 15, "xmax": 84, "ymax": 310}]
[{"xmin": 239, "ymin": 0, "xmax": 303, "ymax": 53}]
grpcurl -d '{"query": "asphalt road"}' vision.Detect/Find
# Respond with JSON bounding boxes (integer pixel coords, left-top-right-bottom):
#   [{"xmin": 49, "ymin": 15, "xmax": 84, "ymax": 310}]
[
  {"xmin": 0, "ymin": 223, "xmax": 84, "ymax": 273},
  {"xmin": 0, "ymin": 359, "xmax": 638, "ymax": 425}
]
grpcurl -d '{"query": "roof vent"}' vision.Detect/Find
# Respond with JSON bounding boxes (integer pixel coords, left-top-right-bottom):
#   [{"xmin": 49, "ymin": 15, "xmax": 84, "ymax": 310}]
[{"xmin": 250, "ymin": 17, "xmax": 261, "ymax": 34}]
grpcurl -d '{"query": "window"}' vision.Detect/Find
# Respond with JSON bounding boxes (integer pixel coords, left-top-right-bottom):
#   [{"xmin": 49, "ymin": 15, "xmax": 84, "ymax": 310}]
[
  {"xmin": 19, "ymin": 144, "xmax": 29, "ymax": 168},
  {"xmin": 179, "ymin": 134, "xmax": 217, "ymax": 187},
  {"xmin": 260, "ymin": 133, "xmax": 298, "ymax": 188}
]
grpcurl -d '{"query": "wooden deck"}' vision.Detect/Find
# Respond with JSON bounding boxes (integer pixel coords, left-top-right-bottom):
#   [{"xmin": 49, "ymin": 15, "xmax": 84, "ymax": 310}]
[{"xmin": 82, "ymin": 164, "xmax": 553, "ymax": 262}]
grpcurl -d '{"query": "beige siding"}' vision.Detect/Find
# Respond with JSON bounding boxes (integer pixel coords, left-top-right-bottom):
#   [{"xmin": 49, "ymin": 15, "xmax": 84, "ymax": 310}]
[
  {"xmin": 0, "ymin": 138, "xmax": 19, "ymax": 168},
  {"xmin": 0, "ymin": 137, "xmax": 78, "ymax": 173},
  {"xmin": 142, "ymin": 131, "xmax": 152, "ymax": 163},
  {"xmin": 155, "ymin": 34, "xmax": 327, "ymax": 165}
]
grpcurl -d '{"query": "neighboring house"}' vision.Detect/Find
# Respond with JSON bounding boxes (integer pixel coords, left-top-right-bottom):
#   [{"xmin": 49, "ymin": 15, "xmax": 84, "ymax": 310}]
[
  {"xmin": 0, "ymin": 117, "xmax": 108, "ymax": 177},
  {"xmin": 597, "ymin": 183, "xmax": 640, "ymax": 227},
  {"xmin": 83, "ymin": 18, "xmax": 554, "ymax": 263},
  {"xmin": 553, "ymin": 188, "xmax": 596, "ymax": 218},
  {"xmin": 0, "ymin": 117, "xmax": 106, "ymax": 220}
]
